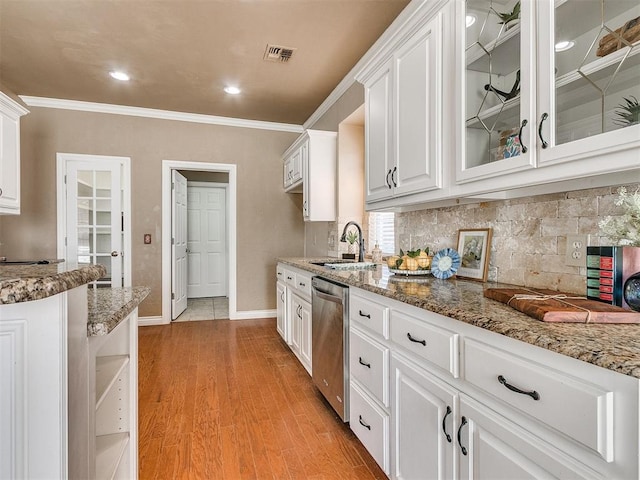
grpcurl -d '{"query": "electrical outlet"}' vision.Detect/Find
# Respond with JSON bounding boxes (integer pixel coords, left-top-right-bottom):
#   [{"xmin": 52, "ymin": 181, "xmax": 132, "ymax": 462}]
[{"xmin": 565, "ymin": 234, "xmax": 588, "ymax": 267}]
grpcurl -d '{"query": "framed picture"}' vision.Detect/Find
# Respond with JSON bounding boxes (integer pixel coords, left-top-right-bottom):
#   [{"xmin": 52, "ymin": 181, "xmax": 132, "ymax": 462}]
[{"xmin": 456, "ymin": 228, "xmax": 492, "ymax": 281}]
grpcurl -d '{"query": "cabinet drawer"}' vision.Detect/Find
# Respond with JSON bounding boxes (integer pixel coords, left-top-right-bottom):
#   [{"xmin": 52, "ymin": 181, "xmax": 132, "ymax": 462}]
[
  {"xmin": 390, "ymin": 310, "xmax": 459, "ymax": 377},
  {"xmin": 464, "ymin": 338, "xmax": 614, "ymax": 461},
  {"xmin": 295, "ymin": 271, "xmax": 312, "ymax": 298},
  {"xmin": 283, "ymin": 269, "xmax": 296, "ymax": 288},
  {"xmin": 350, "ymin": 328, "xmax": 389, "ymax": 407},
  {"xmin": 349, "ymin": 383, "xmax": 389, "ymax": 475},
  {"xmin": 350, "ymin": 292, "xmax": 389, "ymax": 338}
]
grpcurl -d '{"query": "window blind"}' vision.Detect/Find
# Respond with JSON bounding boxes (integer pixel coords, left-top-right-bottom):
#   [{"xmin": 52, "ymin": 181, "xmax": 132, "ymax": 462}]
[{"xmin": 368, "ymin": 212, "xmax": 395, "ymax": 255}]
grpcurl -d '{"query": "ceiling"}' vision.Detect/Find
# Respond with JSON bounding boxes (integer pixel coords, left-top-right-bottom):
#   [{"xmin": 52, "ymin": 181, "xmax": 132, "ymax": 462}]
[{"xmin": 0, "ymin": 0, "xmax": 410, "ymax": 126}]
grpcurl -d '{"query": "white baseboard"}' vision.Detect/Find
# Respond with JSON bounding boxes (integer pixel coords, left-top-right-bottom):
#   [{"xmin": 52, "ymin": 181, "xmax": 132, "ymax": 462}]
[
  {"xmin": 138, "ymin": 316, "xmax": 167, "ymax": 326},
  {"xmin": 231, "ymin": 309, "xmax": 277, "ymax": 320}
]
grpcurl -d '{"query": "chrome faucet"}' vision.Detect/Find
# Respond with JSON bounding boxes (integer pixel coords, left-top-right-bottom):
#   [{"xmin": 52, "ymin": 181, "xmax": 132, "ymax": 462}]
[{"xmin": 340, "ymin": 221, "xmax": 365, "ymax": 262}]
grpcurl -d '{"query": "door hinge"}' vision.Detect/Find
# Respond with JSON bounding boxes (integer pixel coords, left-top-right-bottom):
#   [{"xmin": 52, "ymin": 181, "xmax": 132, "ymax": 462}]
[
  {"xmin": 172, "ymin": 182, "xmax": 175, "ymax": 190},
  {"xmin": 171, "ymin": 292, "xmax": 175, "ymax": 300},
  {"xmin": 171, "ymin": 237, "xmax": 175, "ymax": 245},
  {"xmin": 64, "ymin": 237, "xmax": 67, "ymax": 246},
  {"xmin": 64, "ymin": 175, "xmax": 67, "ymax": 185}
]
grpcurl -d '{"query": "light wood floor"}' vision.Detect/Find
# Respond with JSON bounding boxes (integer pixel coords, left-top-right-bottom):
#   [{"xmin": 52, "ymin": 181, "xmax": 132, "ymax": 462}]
[{"xmin": 138, "ymin": 318, "xmax": 387, "ymax": 479}]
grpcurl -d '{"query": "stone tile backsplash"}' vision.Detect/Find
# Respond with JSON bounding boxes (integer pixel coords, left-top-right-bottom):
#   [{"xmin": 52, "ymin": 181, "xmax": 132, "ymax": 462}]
[{"xmin": 396, "ymin": 184, "xmax": 638, "ymax": 294}]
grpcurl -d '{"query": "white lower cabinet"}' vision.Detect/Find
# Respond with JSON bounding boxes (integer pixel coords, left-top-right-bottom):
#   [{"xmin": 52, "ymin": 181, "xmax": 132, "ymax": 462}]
[
  {"xmin": 347, "ymin": 286, "xmax": 639, "ymax": 480},
  {"xmin": 276, "ymin": 280, "xmax": 287, "ymax": 342},
  {"xmin": 391, "ymin": 353, "xmax": 457, "ymax": 480},
  {"xmin": 277, "ymin": 263, "xmax": 312, "ymax": 375}
]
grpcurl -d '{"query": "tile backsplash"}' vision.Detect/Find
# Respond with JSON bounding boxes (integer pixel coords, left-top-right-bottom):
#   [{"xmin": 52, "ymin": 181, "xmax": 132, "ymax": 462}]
[{"xmin": 396, "ymin": 184, "xmax": 638, "ymax": 294}]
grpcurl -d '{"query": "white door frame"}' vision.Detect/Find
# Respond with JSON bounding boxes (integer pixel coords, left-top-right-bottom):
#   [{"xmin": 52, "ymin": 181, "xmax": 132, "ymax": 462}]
[
  {"xmin": 162, "ymin": 161, "xmax": 237, "ymax": 323},
  {"xmin": 187, "ymin": 181, "xmax": 229, "ymax": 298},
  {"xmin": 56, "ymin": 153, "xmax": 132, "ymax": 287}
]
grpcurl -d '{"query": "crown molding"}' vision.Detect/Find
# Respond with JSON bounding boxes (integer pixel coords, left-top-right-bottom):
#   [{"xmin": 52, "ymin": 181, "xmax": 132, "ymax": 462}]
[
  {"xmin": 303, "ymin": 0, "xmax": 430, "ymax": 130},
  {"xmin": 0, "ymin": 91, "xmax": 29, "ymax": 117},
  {"xmin": 19, "ymin": 96, "xmax": 304, "ymax": 133}
]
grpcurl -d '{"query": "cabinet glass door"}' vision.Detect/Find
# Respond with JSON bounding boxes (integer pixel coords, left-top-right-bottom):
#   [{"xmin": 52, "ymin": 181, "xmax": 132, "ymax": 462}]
[
  {"xmin": 461, "ymin": 0, "xmax": 535, "ymax": 181},
  {"xmin": 538, "ymin": 0, "xmax": 640, "ymax": 159}
]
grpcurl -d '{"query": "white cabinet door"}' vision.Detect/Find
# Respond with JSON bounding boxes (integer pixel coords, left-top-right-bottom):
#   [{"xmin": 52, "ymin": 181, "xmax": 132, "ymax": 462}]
[
  {"xmin": 391, "ymin": 353, "xmax": 457, "ymax": 480},
  {"xmin": 458, "ymin": 394, "xmax": 594, "ymax": 480},
  {"xmin": 394, "ymin": 11, "xmax": 444, "ymax": 197},
  {"xmin": 0, "ymin": 93, "xmax": 28, "ymax": 214},
  {"xmin": 458, "ymin": 0, "xmax": 537, "ymax": 184},
  {"xmin": 364, "ymin": 58, "xmax": 394, "ymax": 203},
  {"xmin": 276, "ymin": 281, "xmax": 287, "ymax": 342},
  {"xmin": 299, "ymin": 298, "xmax": 312, "ymax": 373},
  {"xmin": 536, "ymin": 0, "xmax": 640, "ymax": 169},
  {"xmin": 289, "ymin": 293, "xmax": 302, "ymax": 353}
]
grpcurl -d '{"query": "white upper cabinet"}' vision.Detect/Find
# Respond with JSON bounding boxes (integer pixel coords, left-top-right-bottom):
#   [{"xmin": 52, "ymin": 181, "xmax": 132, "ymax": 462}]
[
  {"xmin": 0, "ymin": 92, "xmax": 29, "ymax": 215},
  {"xmin": 457, "ymin": 0, "xmax": 640, "ymax": 193},
  {"xmin": 282, "ymin": 129, "xmax": 336, "ymax": 222},
  {"xmin": 536, "ymin": 0, "xmax": 640, "ymax": 168},
  {"xmin": 458, "ymin": 0, "xmax": 537, "ymax": 183},
  {"xmin": 358, "ymin": 2, "xmax": 452, "ymax": 210}
]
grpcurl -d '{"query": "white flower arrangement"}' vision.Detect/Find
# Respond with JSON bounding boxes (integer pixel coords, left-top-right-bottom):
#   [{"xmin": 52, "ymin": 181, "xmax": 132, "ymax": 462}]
[{"xmin": 598, "ymin": 186, "xmax": 640, "ymax": 247}]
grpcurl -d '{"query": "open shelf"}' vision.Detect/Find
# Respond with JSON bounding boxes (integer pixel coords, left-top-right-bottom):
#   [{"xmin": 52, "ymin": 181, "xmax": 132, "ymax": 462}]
[
  {"xmin": 95, "ymin": 432, "xmax": 129, "ymax": 480},
  {"xmin": 95, "ymin": 355, "xmax": 129, "ymax": 410}
]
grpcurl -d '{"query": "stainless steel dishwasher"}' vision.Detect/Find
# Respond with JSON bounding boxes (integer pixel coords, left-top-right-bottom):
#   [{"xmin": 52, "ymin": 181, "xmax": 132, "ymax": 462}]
[{"xmin": 311, "ymin": 276, "xmax": 349, "ymax": 422}]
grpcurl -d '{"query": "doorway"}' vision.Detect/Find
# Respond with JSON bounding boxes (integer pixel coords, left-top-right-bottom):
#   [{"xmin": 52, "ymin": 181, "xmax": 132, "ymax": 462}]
[
  {"xmin": 162, "ymin": 161, "xmax": 237, "ymax": 323},
  {"xmin": 56, "ymin": 153, "xmax": 132, "ymax": 288}
]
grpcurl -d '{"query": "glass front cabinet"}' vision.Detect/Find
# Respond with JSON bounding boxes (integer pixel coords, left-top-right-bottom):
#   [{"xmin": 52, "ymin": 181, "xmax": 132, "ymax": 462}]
[{"xmin": 457, "ymin": 0, "xmax": 640, "ymax": 190}]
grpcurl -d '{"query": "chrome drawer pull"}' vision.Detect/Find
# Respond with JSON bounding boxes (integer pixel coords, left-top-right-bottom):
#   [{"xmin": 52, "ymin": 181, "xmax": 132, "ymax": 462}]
[
  {"xmin": 518, "ymin": 119, "xmax": 528, "ymax": 153},
  {"xmin": 538, "ymin": 113, "xmax": 549, "ymax": 149},
  {"xmin": 359, "ymin": 310, "xmax": 371, "ymax": 319},
  {"xmin": 407, "ymin": 332, "xmax": 426, "ymax": 346},
  {"xmin": 358, "ymin": 357, "xmax": 371, "ymax": 368},
  {"xmin": 442, "ymin": 405, "xmax": 452, "ymax": 443},
  {"xmin": 497, "ymin": 375, "xmax": 540, "ymax": 401},
  {"xmin": 457, "ymin": 416, "xmax": 468, "ymax": 455},
  {"xmin": 358, "ymin": 415, "xmax": 371, "ymax": 430}
]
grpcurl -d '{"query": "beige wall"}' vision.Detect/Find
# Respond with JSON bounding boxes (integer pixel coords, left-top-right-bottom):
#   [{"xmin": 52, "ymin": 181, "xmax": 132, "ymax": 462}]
[{"xmin": 0, "ymin": 107, "xmax": 304, "ymax": 316}]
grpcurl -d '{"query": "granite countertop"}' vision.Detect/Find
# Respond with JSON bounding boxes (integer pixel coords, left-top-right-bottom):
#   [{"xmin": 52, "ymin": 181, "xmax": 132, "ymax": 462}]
[
  {"xmin": 87, "ymin": 286, "xmax": 150, "ymax": 336},
  {"xmin": 0, "ymin": 261, "xmax": 107, "ymax": 304},
  {"xmin": 279, "ymin": 257, "xmax": 640, "ymax": 380}
]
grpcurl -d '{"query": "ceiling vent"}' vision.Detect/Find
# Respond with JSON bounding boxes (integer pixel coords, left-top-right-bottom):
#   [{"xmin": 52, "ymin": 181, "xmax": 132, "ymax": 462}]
[{"xmin": 263, "ymin": 44, "xmax": 296, "ymax": 63}]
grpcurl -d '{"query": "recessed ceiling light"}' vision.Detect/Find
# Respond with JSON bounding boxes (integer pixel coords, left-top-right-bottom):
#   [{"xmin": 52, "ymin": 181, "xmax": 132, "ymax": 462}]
[
  {"xmin": 555, "ymin": 40, "xmax": 575, "ymax": 52},
  {"xmin": 109, "ymin": 71, "xmax": 130, "ymax": 81},
  {"xmin": 224, "ymin": 86, "xmax": 241, "ymax": 95},
  {"xmin": 466, "ymin": 14, "xmax": 477, "ymax": 28}
]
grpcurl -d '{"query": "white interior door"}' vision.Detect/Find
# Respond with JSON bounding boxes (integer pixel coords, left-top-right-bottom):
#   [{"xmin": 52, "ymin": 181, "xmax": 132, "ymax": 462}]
[
  {"xmin": 60, "ymin": 154, "xmax": 130, "ymax": 289},
  {"xmin": 187, "ymin": 185, "xmax": 227, "ymax": 298},
  {"xmin": 171, "ymin": 170, "xmax": 188, "ymax": 319}
]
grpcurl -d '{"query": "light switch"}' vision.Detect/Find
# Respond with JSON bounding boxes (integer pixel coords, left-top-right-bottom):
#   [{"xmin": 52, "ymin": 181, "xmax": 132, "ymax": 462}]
[{"xmin": 144, "ymin": 234, "xmax": 152, "ymax": 244}]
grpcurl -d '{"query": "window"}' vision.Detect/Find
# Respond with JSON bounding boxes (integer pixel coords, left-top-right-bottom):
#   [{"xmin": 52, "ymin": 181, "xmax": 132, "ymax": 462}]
[{"xmin": 368, "ymin": 212, "xmax": 395, "ymax": 255}]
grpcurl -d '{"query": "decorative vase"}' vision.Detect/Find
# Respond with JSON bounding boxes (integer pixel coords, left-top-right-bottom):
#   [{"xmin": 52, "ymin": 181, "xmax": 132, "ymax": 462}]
[{"xmin": 623, "ymin": 272, "xmax": 640, "ymax": 312}]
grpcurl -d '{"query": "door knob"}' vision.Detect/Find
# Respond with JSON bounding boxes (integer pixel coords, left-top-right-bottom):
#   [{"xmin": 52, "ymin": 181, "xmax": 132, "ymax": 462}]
[{"xmin": 111, "ymin": 251, "xmax": 119, "ymax": 257}]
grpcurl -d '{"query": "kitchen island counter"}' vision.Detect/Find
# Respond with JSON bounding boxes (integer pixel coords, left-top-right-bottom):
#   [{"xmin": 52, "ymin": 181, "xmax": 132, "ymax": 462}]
[
  {"xmin": 279, "ymin": 257, "xmax": 640, "ymax": 379},
  {"xmin": 87, "ymin": 286, "xmax": 150, "ymax": 336},
  {"xmin": 0, "ymin": 261, "xmax": 106, "ymax": 304}
]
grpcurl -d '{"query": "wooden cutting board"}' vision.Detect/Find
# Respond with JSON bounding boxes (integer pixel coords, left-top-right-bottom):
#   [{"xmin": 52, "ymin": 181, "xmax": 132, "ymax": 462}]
[{"xmin": 484, "ymin": 287, "xmax": 640, "ymax": 323}]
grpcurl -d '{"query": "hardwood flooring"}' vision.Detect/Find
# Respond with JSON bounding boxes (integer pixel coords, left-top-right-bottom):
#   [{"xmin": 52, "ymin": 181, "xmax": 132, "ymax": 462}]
[{"xmin": 138, "ymin": 318, "xmax": 387, "ymax": 479}]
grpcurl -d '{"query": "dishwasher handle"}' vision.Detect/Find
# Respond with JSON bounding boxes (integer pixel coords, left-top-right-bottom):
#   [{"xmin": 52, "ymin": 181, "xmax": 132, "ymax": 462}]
[{"xmin": 313, "ymin": 287, "xmax": 344, "ymax": 305}]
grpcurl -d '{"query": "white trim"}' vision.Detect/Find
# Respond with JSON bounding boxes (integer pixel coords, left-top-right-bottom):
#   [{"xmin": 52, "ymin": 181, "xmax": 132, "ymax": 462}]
[
  {"xmin": 186, "ymin": 181, "xmax": 228, "ymax": 188},
  {"xmin": 19, "ymin": 96, "xmax": 304, "ymax": 134},
  {"xmin": 233, "ymin": 309, "xmax": 277, "ymax": 320},
  {"xmin": 163, "ymin": 161, "xmax": 238, "ymax": 322},
  {"xmin": 56, "ymin": 153, "xmax": 132, "ymax": 287},
  {"xmin": 138, "ymin": 316, "xmax": 166, "ymax": 327},
  {"xmin": 0, "ymin": 91, "xmax": 29, "ymax": 117}
]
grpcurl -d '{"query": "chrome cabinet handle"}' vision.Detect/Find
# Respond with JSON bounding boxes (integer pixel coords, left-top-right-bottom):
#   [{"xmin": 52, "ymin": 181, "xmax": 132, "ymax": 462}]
[
  {"xmin": 518, "ymin": 119, "xmax": 528, "ymax": 153},
  {"xmin": 498, "ymin": 375, "xmax": 540, "ymax": 400},
  {"xmin": 391, "ymin": 166, "xmax": 397, "ymax": 187},
  {"xmin": 0, "ymin": 187, "xmax": 3, "ymax": 196},
  {"xmin": 538, "ymin": 113, "xmax": 549, "ymax": 149},
  {"xmin": 442, "ymin": 406, "xmax": 452, "ymax": 443},
  {"xmin": 358, "ymin": 357, "xmax": 371, "ymax": 368},
  {"xmin": 385, "ymin": 169, "xmax": 392, "ymax": 189},
  {"xmin": 111, "ymin": 251, "xmax": 119, "ymax": 257},
  {"xmin": 457, "ymin": 416, "xmax": 468, "ymax": 455},
  {"xmin": 287, "ymin": 276, "xmax": 293, "ymax": 280},
  {"xmin": 358, "ymin": 415, "xmax": 371, "ymax": 430},
  {"xmin": 358, "ymin": 310, "xmax": 371, "ymax": 319},
  {"xmin": 407, "ymin": 332, "xmax": 426, "ymax": 346}
]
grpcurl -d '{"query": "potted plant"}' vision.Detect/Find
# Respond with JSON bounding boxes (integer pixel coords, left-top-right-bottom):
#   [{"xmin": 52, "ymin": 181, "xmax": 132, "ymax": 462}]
[
  {"xmin": 345, "ymin": 230, "xmax": 359, "ymax": 254},
  {"xmin": 497, "ymin": 1, "xmax": 520, "ymax": 29},
  {"xmin": 613, "ymin": 96, "xmax": 640, "ymax": 128}
]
